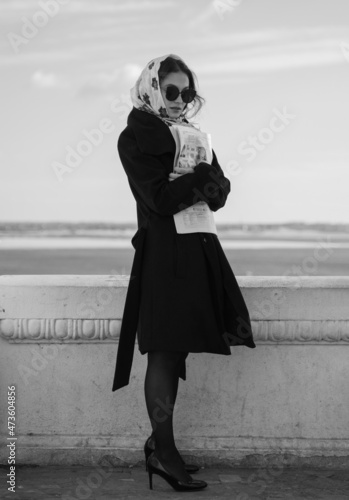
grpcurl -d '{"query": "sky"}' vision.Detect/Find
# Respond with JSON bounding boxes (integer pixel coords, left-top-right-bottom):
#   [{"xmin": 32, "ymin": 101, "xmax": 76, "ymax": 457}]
[{"xmin": 0, "ymin": 0, "xmax": 349, "ymax": 224}]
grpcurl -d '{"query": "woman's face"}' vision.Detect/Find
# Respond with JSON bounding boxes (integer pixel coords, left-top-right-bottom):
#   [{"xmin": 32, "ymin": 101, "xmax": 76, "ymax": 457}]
[{"xmin": 160, "ymin": 71, "xmax": 190, "ymax": 119}]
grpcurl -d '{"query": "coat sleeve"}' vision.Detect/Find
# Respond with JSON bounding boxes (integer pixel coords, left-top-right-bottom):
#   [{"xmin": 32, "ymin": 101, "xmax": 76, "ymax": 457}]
[
  {"xmin": 118, "ymin": 129, "xmax": 228, "ymax": 216},
  {"xmin": 201, "ymin": 149, "xmax": 231, "ymax": 212}
]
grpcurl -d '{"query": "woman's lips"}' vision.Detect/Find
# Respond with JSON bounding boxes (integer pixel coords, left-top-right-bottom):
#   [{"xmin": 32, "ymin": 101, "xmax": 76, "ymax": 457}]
[{"xmin": 170, "ymin": 107, "xmax": 181, "ymax": 110}]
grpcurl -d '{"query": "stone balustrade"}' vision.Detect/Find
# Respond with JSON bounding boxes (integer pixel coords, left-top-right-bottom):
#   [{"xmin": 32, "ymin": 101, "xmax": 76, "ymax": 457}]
[{"xmin": 0, "ymin": 275, "xmax": 348, "ymax": 468}]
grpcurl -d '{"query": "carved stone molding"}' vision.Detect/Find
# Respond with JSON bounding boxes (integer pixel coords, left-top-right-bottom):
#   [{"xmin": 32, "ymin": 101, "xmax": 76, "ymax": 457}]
[
  {"xmin": 1, "ymin": 318, "xmax": 349, "ymax": 343},
  {"xmin": 0, "ymin": 318, "xmax": 122, "ymax": 342},
  {"xmin": 253, "ymin": 320, "xmax": 349, "ymax": 343}
]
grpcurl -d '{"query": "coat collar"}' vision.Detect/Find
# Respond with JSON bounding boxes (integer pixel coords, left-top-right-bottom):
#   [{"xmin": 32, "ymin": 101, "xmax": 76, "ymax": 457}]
[{"xmin": 127, "ymin": 106, "xmax": 187, "ymax": 155}]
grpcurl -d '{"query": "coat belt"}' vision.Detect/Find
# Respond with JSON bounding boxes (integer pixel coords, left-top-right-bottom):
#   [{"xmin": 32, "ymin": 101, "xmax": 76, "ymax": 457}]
[
  {"xmin": 112, "ymin": 227, "xmax": 145, "ymax": 391},
  {"xmin": 111, "ymin": 226, "xmax": 186, "ymax": 392}
]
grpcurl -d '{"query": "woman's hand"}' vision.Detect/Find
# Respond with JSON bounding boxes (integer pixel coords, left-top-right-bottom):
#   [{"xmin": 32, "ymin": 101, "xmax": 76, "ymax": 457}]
[
  {"xmin": 168, "ymin": 173, "xmax": 181, "ymax": 181},
  {"xmin": 168, "ymin": 166, "xmax": 195, "ymax": 182}
]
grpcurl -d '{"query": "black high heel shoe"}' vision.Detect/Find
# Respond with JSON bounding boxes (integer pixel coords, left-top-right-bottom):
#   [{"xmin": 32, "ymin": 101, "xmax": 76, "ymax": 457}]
[
  {"xmin": 147, "ymin": 451, "xmax": 208, "ymax": 492},
  {"xmin": 144, "ymin": 435, "xmax": 200, "ymax": 473}
]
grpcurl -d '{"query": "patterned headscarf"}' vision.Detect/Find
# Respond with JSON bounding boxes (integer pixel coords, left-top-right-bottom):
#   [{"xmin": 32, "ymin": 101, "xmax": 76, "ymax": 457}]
[{"xmin": 130, "ymin": 53, "xmax": 196, "ymax": 128}]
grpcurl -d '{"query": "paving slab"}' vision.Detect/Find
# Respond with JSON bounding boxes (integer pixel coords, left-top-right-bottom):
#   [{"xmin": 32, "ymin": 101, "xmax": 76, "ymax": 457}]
[{"xmin": 1, "ymin": 465, "xmax": 349, "ymax": 499}]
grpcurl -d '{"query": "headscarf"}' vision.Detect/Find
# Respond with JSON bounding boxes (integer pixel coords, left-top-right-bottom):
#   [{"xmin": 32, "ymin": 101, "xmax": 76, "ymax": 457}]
[{"xmin": 130, "ymin": 53, "xmax": 197, "ymax": 129}]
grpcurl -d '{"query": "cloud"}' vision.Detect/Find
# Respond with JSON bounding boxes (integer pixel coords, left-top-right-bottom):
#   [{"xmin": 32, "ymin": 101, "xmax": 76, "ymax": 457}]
[
  {"xmin": 122, "ymin": 63, "xmax": 142, "ymax": 82},
  {"xmin": 0, "ymin": 50, "xmax": 79, "ymax": 66},
  {"xmin": 77, "ymin": 63, "xmax": 142, "ymax": 97},
  {"xmin": 186, "ymin": 2, "xmax": 218, "ymax": 28},
  {"xmin": 169, "ymin": 25, "xmax": 349, "ymax": 55},
  {"xmin": 197, "ymin": 47, "xmax": 344, "ymax": 75},
  {"xmin": 63, "ymin": 0, "xmax": 176, "ymax": 14},
  {"xmin": 31, "ymin": 70, "xmax": 69, "ymax": 88},
  {"xmin": 0, "ymin": 0, "xmax": 176, "ymax": 14},
  {"xmin": 194, "ymin": 27, "xmax": 349, "ymax": 76}
]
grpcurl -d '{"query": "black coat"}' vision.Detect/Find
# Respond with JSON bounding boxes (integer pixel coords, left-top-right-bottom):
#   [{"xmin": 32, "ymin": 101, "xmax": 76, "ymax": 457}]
[{"xmin": 112, "ymin": 107, "xmax": 256, "ymax": 392}]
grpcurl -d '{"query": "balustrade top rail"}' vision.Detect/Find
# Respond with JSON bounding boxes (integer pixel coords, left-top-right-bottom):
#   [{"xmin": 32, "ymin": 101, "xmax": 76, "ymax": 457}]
[{"xmin": 1, "ymin": 275, "xmax": 348, "ymax": 344}]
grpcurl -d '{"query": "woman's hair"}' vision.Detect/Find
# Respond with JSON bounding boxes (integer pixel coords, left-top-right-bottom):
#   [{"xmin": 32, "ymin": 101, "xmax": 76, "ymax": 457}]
[{"xmin": 158, "ymin": 56, "xmax": 205, "ymax": 119}]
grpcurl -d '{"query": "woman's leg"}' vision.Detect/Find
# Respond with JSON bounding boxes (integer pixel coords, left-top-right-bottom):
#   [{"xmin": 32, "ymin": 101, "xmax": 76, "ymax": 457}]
[
  {"xmin": 144, "ymin": 351, "xmax": 190, "ymax": 482},
  {"xmin": 149, "ymin": 351, "xmax": 188, "ymax": 437}
]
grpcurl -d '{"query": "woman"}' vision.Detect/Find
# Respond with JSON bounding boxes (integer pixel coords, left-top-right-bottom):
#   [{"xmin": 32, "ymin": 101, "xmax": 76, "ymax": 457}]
[{"xmin": 112, "ymin": 53, "xmax": 256, "ymax": 492}]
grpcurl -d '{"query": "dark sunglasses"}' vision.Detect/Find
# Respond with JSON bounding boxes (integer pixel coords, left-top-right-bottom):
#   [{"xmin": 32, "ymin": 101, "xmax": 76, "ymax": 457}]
[{"xmin": 162, "ymin": 84, "xmax": 196, "ymax": 103}]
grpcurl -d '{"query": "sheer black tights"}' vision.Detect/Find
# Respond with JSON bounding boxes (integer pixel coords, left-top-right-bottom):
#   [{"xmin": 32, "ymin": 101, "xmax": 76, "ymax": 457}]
[{"xmin": 144, "ymin": 351, "xmax": 189, "ymax": 480}]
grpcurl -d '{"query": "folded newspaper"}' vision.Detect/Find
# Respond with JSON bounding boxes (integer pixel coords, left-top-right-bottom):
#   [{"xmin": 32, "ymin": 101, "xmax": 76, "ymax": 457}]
[{"xmin": 169, "ymin": 124, "xmax": 218, "ymax": 235}]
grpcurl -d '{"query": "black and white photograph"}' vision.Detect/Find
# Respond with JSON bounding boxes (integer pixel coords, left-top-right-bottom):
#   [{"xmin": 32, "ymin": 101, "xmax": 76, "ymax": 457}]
[{"xmin": 1, "ymin": 0, "xmax": 349, "ymax": 498}]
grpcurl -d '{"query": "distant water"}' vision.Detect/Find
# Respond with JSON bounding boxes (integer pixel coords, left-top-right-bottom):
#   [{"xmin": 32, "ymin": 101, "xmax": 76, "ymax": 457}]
[
  {"xmin": 0, "ymin": 222, "xmax": 349, "ymax": 249},
  {"xmin": 1, "ymin": 236, "xmax": 349, "ymax": 249},
  {"xmin": 1, "ymin": 223, "xmax": 348, "ymax": 276}
]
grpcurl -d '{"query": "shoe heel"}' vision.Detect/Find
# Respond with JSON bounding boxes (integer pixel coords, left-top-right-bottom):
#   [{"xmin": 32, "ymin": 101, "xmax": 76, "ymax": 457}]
[
  {"xmin": 144, "ymin": 446, "xmax": 151, "ymax": 471},
  {"xmin": 148, "ymin": 467, "xmax": 153, "ymax": 490},
  {"xmin": 144, "ymin": 437, "xmax": 153, "ymax": 472},
  {"xmin": 146, "ymin": 452, "xmax": 207, "ymax": 492}
]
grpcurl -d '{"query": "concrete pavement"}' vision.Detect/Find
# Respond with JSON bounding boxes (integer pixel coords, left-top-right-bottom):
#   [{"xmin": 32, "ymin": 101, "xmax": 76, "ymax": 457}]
[{"xmin": 1, "ymin": 464, "xmax": 349, "ymax": 499}]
